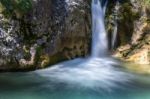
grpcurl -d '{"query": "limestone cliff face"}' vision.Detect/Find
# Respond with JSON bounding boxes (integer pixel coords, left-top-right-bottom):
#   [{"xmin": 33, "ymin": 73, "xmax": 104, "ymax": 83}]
[
  {"xmin": 0, "ymin": 0, "xmax": 149, "ymax": 71},
  {"xmin": 0, "ymin": 0, "xmax": 91, "ymax": 71},
  {"xmin": 108, "ymin": 0, "xmax": 150, "ymax": 65}
]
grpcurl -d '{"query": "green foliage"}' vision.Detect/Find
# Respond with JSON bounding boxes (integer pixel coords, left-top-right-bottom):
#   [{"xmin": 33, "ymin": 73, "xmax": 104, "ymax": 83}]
[
  {"xmin": 0, "ymin": 0, "xmax": 32, "ymax": 18},
  {"xmin": 144, "ymin": 0, "xmax": 150, "ymax": 4},
  {"xmin": 140, "ymin": 0, "xmax": 150, "ymax": 6}
]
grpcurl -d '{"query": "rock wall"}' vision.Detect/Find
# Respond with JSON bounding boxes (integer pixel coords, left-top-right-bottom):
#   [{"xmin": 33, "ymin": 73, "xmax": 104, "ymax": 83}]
[
  {"xmin": 0, "ymin": 0, "xmax": 150, "ymax": 71},
  {"xmin": 107, "ymin": 0, "xmax": 150, "ymax": 65},
  {"xmin": 0, "ymin": 0, "xmax": 91, "ymax": 71}
]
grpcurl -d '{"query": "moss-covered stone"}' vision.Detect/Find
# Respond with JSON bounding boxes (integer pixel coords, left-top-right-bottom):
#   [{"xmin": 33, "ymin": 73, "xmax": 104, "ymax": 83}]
[
  {"xmin": 110, "ymin": 0, "xmax": 150, "ymax": 65},
  {"xmin": 0, "ymin": 0, "xmax": 32, "ymax": 18},
  {"xmin": 0, "ymin": 0, "xmax": 91, "ymax": 71}
]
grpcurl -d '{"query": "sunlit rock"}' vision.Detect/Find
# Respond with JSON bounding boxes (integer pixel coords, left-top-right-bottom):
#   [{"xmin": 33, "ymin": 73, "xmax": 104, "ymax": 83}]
[{"xmin": 0, "ymin": 0, "xmax": 91, "ymax": 70}]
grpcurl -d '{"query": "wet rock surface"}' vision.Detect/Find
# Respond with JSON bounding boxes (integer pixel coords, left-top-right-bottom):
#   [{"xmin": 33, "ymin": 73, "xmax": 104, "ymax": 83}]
[
  {"xmin": 0, "ymin": 0, "xmax": 150, "ymax": 71},
  {"xmin": 0, "ymin": 0, "xmax": 91, "ymax": 71},
  {"xmin": 107, "ymin": 0, "xmax": 150, "ymax": 65}
]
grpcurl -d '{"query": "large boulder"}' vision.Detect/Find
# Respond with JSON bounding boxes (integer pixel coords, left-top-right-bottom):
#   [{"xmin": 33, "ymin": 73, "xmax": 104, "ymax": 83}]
[{"xmin": 0, "ymin": 0, "xmax": 91, "ymax": 71}]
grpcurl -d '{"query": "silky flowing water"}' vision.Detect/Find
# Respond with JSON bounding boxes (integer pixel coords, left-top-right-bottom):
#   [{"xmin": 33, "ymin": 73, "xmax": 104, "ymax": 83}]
[
  {"xmin": 0, "ymin": 0, "xmax": 150, "ymax": 99},
  {"xmin": 0, "ymin": 61, "xmax": 150, "ymax": 99}
]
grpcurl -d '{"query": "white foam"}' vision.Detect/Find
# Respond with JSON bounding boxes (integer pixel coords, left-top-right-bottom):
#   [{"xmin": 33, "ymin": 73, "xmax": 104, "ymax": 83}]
[{"xmin": 36, "ymin": 58, "xmax": 131, "ymax": 91}]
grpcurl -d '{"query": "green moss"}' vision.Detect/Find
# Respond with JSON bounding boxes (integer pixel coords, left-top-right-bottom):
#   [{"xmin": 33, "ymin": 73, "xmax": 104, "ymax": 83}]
[
  {"xmin": 119, "ymin": 3, "xmax": 140, "ymax": 22},
  {"xmin": 35, "ymin": 45, "xmax": 43, "ymax": 65},
  {"xmin": 34, "ymin": 45, "xmax": 67, "ymax": 68},
  {"xmin": 0, "ymin": 0, "xmax": 32, "ymax": 18},
  {"xmin": 19, "ymin": 19, "xmax": 37, "ymax": 45},
  {"xmin": 140, "ymin": 0, "xmax": 150, "ymax": 6},
  {"xmin": 0, "ymin": 2, "xmax": 4, "ymax": 13},
  {"xmin": 48, "ymin": 52, "xmax": 67, "ymax": 66},
  {"xmin": 118, "ymin": 2, "xmax": 140, "ymax": 45},
  {"xmin": 146, "ymin": 18, "xmax": 150, "ymax": 23}
]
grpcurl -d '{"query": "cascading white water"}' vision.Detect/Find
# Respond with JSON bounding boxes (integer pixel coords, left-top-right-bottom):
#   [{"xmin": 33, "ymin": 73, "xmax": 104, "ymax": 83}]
[
  {"xmin": 112, "ymin": 21, "xmax": 118, "ymax": 49},
  {"xmin": 112, "ymin": 1, "xmax": 119, "ymax": 49},
  {"xmin": 92, "ymin": 0, "xmax": 108, "ymax": 57},
  {"xmin": 0, "ymin": 1, "xmax": 150, "ymax": 99},
  {"xmin": 36, "ymin": 0, "xmax": 132, "ymax": 91}
]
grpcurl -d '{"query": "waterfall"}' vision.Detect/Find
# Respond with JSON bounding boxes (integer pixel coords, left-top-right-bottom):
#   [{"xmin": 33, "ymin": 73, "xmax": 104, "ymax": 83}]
[
  {"xmin": 112, "ymin": 1, "xmax": 119, "ymax": 49},
  {"xmin": 91, "ymin": 0, "xmax": 108, "ymax": 57},
  {"xmin": 112, "ymin": 20, "xmax": 118, "ymax": 49},
  {"xmin": 36, "ymin": 0, "xmax": 131, "ymax": 91}
]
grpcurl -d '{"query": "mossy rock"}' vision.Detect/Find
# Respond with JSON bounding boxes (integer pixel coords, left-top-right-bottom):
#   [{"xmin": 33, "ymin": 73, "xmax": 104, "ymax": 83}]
[{"xmin": 0, "ymin": 0, "xmax": 32, "ymax": 18}]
